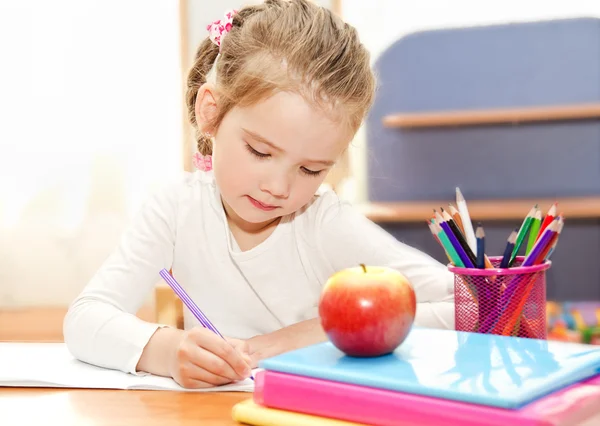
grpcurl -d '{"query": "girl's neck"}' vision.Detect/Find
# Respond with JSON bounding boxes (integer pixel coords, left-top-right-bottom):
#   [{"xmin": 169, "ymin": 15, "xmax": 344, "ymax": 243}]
[{"xmin": 221, "ymin": 197, "xmax": 281, "ymax": 251}]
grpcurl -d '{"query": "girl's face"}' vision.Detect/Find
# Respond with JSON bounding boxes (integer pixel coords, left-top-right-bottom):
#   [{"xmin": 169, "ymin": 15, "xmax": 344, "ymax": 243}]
[{"xmin": 209, "ymin": 91, "xmax": 352, "ymax": 231}]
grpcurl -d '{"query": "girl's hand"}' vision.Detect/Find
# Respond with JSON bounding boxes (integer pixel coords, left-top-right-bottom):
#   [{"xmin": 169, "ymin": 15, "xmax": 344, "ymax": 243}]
[
  {"xmin": 168, "ymin": 327, "xmax": 252, "ymax": 389},
  {"xmin": 226, "ymin": 337, "xmax": 253, "ymax": 368}
]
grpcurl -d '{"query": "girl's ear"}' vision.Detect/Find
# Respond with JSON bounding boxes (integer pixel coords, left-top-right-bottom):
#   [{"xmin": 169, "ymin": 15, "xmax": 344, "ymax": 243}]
[{"xmin": 195, "ymin": 83, "xmax": 219, "ymax": 133}]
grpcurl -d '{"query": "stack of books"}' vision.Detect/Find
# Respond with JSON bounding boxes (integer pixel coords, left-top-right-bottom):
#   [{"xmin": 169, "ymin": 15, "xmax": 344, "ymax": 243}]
[{"xmin": 232, "ymin": 327, "xmax": 600, "ymax": 426}]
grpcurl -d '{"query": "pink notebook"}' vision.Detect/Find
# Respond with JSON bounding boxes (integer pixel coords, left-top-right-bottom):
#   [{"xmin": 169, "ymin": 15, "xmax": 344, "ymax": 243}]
[{"xmin": 254, "ymin": 370, "xmax": 600, "ymax": 426}]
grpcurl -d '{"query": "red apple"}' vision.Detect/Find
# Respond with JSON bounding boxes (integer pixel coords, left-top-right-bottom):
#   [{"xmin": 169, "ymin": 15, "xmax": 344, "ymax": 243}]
[{"xmin": 318, "ymin": 264, "xmax": 416, "ymax": 357}]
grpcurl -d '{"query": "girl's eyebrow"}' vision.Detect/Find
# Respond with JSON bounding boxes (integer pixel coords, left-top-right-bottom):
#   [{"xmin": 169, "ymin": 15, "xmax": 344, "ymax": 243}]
[
  {"xmin": 242, "ymin": 128, "xmax": 282, "ymax": 152},
  {"xmin": 242, "ymin": 128, "xmax": 334, "ymax": 166}
]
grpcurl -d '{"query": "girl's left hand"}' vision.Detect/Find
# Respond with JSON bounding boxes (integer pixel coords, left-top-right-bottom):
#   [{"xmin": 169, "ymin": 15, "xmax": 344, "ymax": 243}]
[{"xmin": 245, "ymin": 335, "xmax": 284, "ymax": 368}]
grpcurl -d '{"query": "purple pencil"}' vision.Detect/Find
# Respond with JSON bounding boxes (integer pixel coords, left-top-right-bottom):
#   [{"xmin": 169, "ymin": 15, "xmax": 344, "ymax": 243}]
[
  {"xmin": 159, "ymin": 269, "xmax": 254, "ymax": 381},
  {"xmin": 159, "ymin": 269, "xmax": 221, "ymax": 336},
  {"xmin": 521, "ymin": 218, "xmax": 558, "ymax": 266}
]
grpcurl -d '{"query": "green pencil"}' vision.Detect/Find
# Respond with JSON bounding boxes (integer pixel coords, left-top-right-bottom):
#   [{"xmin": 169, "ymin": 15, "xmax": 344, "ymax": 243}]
[
  {"xmin": 432, "ymin": 221, "xmax": 465, "ymax": 267},
  {"xmin": 525, "ymin": 209, "xmax": 543, "ymax": 255},
  {"xmin": 509, "ymin": 205, "xmax": 537, "ymax": 266}
]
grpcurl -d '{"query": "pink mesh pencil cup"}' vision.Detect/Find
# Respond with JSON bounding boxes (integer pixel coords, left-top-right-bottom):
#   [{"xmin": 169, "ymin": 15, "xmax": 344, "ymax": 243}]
[{"xmin": 448, "ymin": 256, "xmax": 551, "ymax": 339}]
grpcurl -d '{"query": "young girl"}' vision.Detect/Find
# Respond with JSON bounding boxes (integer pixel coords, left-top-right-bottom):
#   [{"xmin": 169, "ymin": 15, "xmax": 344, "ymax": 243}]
[{"xmin": 64, "ymin": 0, "xmax": 454, "ymax": 389}]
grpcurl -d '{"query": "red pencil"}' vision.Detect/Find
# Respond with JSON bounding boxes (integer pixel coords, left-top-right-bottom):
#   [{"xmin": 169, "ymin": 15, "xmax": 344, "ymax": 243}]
[
  {"xmin": 536, "ymin": 215, "xmax": 564, "ymax": 263},
  {"xmin": 536, "ymin": 202, "xmax": 557, "ymax": 242},
  {"xmin": 535, "ymin": 217, "xmax": 561, "ymax": 264}
]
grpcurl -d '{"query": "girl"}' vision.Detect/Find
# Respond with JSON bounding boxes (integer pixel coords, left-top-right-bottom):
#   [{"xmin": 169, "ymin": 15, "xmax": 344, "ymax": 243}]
[{"xmin": 64, "ymin": 0, "xmax": 454, "ymax": 389}]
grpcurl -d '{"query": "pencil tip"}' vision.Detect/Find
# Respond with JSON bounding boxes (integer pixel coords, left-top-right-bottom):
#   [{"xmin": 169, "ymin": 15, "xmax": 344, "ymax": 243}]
[{"xmin": 476, "ymin": 225, "xmax": 485, "ymax": 238}]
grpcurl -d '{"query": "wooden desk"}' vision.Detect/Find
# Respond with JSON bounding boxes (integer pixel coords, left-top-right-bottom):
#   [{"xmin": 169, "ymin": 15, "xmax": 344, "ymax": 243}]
[
  {"xmin": 0, "ymin": 307, "xmax": 248, "ymax": 425},
  {"xmin": 0, "ymin": 387, "xmax": 249, "ymax": 426}
]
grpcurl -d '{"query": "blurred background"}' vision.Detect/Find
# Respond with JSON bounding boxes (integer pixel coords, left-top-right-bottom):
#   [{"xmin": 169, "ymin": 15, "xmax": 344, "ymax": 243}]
[{"xmin": 2, "ymin": 0, "xmax": 600, "ymax": 342}]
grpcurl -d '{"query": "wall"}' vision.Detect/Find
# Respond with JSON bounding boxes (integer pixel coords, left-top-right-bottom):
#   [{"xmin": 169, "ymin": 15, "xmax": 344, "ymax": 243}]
[
  {"xmin": 361, "ymin": 16, "xmax": 600, "ymax": 301},
  {"xmin": 341, "ymin": 0, "xmax": 600, "ymax": 202}
]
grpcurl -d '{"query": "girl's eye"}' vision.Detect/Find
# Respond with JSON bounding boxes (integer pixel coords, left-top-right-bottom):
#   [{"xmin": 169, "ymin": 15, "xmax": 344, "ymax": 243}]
[
  {"xmin": 246, "ymin": 144, "xmax": 270, "ymax": 159},
  {"xmin": 246, "ymin": 142, "xmax": 323, "ymax": 177},
  {"xmin": 301, "ymin": 167, "xmax": 323, "ymax": 177}
]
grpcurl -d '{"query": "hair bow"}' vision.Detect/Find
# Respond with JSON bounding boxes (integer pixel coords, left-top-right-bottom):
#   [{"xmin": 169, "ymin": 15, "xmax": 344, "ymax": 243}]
[
  {"xmin": 192, "ymin": 152, "xmax": 212, "ymax": 171},
  {"xmin": 206, "ymin": 9, "xmax": 237, "ymax": 48}
]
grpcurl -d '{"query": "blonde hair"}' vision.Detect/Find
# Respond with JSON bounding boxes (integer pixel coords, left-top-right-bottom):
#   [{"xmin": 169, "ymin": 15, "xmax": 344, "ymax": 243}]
[{"xmin": 186, "ymin": 0, "xmax": 375, "ymax": 156}]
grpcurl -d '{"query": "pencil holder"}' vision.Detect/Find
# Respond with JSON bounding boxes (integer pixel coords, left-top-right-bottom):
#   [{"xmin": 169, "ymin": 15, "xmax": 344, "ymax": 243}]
[{"xmin": 449, "ymin": 256, "xmax": 551, "ymax": 339}]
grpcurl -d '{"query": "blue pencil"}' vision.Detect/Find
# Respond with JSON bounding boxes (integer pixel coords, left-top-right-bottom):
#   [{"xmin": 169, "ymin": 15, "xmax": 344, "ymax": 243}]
[
  {"xmin": 159, "ymin": 268, "xmax": 254, "ymax": 381},
  {"xmin": 475, "ymin": 223, "xmax": 485, "ymax": 269},
  {"xmin": 499, "ymin": 228, "xmax": 518, "ymax": 269}
]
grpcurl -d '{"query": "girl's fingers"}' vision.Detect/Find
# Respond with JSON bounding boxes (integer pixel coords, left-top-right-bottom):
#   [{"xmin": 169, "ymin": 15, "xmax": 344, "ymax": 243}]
[
  {"xmin": 176, "ymin": 361, "xmax": 233, "ymax": 388},
  {"xmin": 191, "ymin": 329, "xmax": 251, "ymax": 379}
]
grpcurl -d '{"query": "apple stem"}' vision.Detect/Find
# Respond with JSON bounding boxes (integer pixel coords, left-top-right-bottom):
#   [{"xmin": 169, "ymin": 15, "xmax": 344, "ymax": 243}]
[{"xmin": 360, "ymin": 264, "xmax": 367, "ymax": 273}]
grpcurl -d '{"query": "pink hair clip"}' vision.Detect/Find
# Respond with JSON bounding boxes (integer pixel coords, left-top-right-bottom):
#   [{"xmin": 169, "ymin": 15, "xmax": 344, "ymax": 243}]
[
  {"xmin": 206, "ymin": 9, "xmax": 237, "ymax": 48},
  {"xmin": 192, "ymin": 152, "xmax": 212, "ymax": 172}
]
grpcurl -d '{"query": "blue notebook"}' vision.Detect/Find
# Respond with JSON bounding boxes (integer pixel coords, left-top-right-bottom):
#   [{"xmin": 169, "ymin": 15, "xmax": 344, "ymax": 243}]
[{"xmin": 259, "ymin": 327, "xmax": 600, "ymax": 409}]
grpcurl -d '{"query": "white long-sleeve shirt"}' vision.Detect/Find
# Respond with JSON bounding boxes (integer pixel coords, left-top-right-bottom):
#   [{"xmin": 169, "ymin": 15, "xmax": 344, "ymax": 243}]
[{"xmin": 63, "ymin": 170, "xmax": 454, "ymax": 374}]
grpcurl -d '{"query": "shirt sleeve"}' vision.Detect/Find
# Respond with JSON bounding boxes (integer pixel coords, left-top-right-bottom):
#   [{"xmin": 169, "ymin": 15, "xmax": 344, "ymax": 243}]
[
  {"xmin": 63, "ymin": 178, "xmax": 180, "ymax": 374},
  {"xmin": 315, "ymin": 192, "xmax": 455, "ymax": 330}
]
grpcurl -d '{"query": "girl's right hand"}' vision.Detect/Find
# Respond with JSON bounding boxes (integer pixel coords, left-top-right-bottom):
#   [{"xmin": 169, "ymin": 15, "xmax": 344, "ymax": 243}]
[{"xmin": 168, "ymin": 327, "xmax": 252, "ymax": 389}]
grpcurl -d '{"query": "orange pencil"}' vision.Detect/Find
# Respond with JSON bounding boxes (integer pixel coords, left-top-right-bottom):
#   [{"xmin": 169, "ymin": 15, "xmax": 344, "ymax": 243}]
[{"xmin": 448, "ymin": 204, "xmax": 465, "ymax": 234}]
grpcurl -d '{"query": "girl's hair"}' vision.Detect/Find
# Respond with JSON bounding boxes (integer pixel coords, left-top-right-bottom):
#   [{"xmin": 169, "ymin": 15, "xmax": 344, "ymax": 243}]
[{"xmin": 186, "ymin": 0, "xmax": 375, "ymax": 156}]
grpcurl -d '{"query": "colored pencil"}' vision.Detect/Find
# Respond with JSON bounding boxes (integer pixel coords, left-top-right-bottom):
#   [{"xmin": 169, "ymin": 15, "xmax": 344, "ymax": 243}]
[
  {"xmin": 522, "ymin": 219, "xmax": 558, "ymax": 267},
  {"xmin": 499, "ymin": 229, "xmax": 518, "ymax": 269},
  {"xmin": 525, "ymin": 209, "xmax": 542, "ymax": 255},
  {"xmin": 429, "ymin": 220, "xmax": 463, "ymax": 267},
  {"xmin": 501, "ymin": 221, "xmax": 558, "ymax": 311},
  {"xmin": 544, "ymin": 217, "xmax": 564, "ymax": 261},
  {"xmin": 431, "ymin": 220, "xmax": 480, "ymax": 302},
  {"xmin": 536, "ymin": 216, "xmax": 563, "ymax": 263},
  {"xmin": 428, "ymin": 220, "xmax": 453, "ymax": 265},
  {"xmin": 159, "ymin": 269, "xmax": 254, "ymax": 381},
  {"xmin": 441, "ymin": 208, "xmax": 477, "ymax": 267},
  {"xmin": 160, "ymin": 269, "xmax": 221, "ymax": 336},
  {"xmin": 456, "ymin": 187, "xmax": 477, "ymax": 255},
  {"xmin": 428, "ymin": 220, "xmax": 441, "ymax": 245},
  {"xmin": 435, "ymin": 211, "xmax": 474, "ymax": 268},
  {"xmin": 475, "ymin": 223, "xmax": 485, "ymax": 269},
  {"xmin": 427, "ymin": 196, "xmax": 563, "ymax": 271},
  {"xmin": 483, "ymin": 254, "xmax": 493, "ymax": 269},
  {"xmin": 448, "ymin": 204, "xmax": 465, "ymax": 235},
  {"xmin": 536, "ymin": 203, "xmax": 557, "ymax": 242},
  {"xmin": 508, "ymin": 205, "xmax": 537, "ymax": 266}
]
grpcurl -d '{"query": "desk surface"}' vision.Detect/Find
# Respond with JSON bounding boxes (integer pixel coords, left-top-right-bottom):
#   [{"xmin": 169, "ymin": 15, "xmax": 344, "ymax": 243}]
[
  {"xmin": 0, "ymin": 388, "xmax": 248, "ymax": 426},
  {"xmin": 1, "ymin": 308, "xmax": 247, "ymax": 425}
]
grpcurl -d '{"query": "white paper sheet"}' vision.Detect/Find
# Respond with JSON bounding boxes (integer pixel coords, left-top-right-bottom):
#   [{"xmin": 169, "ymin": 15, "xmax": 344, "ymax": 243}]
[{"xmin": 0, "ymin": 342, "xmax": 255, "ymax": 392}]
